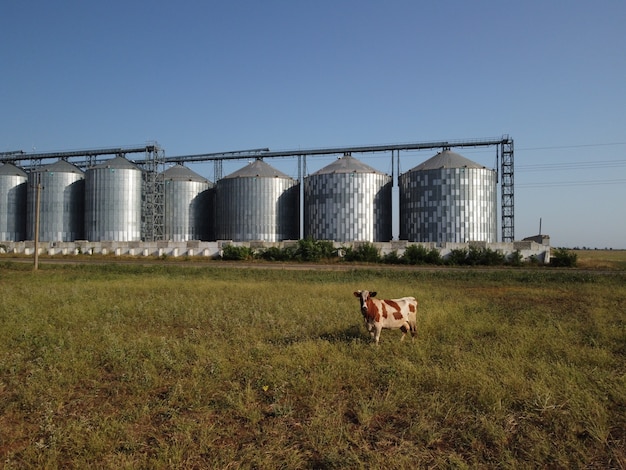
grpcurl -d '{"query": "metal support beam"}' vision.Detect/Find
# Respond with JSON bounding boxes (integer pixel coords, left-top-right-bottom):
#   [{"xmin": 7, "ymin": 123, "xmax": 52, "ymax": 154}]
[
  {"xmin": 500, "ymin": 139, "xmax": 514, "ymax": 242},
  {"xmin": 391, "ymin": 149, "xmax": 400, "ymax": 240},
  {"xmin": 214, "ymin": 159, "xmax": 223, "ymax": 182},
  {"xmin": 298, "ymin": 155, "xmax": 304, "ymax": 239},
  {"xmin": 0, "ymin": 150, "xmax": 24, "ymax": 158},
  {"xmin": 166, "ymin": 148, "xmax": 270, "ymax": 165},
  {"xmin": 138, "ymin": 146, "xmax": 165, "ymax": 242},
  {"xmin": 0, "ymin": 145, "xmax": 158, "ymax": 165}
]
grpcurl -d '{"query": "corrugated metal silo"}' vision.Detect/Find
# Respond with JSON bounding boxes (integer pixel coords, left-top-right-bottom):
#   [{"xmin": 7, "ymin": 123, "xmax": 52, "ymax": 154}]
[
  {"xmin": 215, "ymin": 159, "xmax": 298, "ymax": 241},
  {"xmin": 162, "ymin": 164, "xmax": 213, "ymax": 241},
  {"xmin": 27, "ymin": 160, "xmax": 84, "ymax": 242},
  {"xmin": 304, "ymin": 154, "xmax": 392, "ymax": 242},
  {"xmin": 85, "ymin": 156, "xmax": 142, "ymax": 241},
  {"xmin": 399, "ymin": 149, "xmax": 497, "ymax": 243},
  {"xmin": 0, "ymin": 163, "xmax": 27, "ymax": 241}
]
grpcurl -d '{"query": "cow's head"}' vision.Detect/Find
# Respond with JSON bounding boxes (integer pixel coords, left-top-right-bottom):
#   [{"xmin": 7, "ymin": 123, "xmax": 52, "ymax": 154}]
[{"xmin": 354, "ymin": 290, "xmax": 377, "ymax": 314}]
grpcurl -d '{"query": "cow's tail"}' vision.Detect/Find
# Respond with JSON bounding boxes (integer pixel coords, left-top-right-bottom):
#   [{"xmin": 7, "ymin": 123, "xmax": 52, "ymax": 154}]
[{"xmin": 410, "ymin": 298, "xmax": 418, "ymax": 338}]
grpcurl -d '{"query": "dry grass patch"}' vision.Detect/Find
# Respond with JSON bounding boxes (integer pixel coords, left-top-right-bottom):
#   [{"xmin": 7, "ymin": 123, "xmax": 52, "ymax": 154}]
[{"xmin": 574, "ymin": 249, "xmax": 626, "ymax": 270}]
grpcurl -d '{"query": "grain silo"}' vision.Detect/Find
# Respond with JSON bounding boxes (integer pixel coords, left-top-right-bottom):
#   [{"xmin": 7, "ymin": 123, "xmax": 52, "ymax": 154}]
[
  {"xmin": 304, "ymin": 154, "xmax": 392, "ymax": 242},
  {"xmin": 162, "ymin": 164, "xmax": 213, "ymax": 241},
  {"xmin": 85, "ymin": 156, "xmax": 142, "ymax": 241},
  {"xmin": 214, "ymin": 159, "xmax": 298, "ymax": 241},
  {"xmin": 399, "ymin": 149, "xmax": 497, "ymax": 243},
  {"xmin": 27, "ymin": 160, "xmax": 84, "ymax": 242},
  {"xmin": 0, "ymin": 163, "xmax": 27, "ymax": 241}
]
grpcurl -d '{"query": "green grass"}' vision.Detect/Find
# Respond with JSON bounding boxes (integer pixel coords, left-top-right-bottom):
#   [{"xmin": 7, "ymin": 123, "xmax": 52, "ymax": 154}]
[{"xmin": 0, "ymin": 263, "xmax": 625, "ymax": 468}]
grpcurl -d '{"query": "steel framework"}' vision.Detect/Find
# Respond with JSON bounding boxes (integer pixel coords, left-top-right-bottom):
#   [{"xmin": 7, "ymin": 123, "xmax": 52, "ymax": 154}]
[
  {"xmin": 141, "ymin": 146, "xmax": 165, "ymax": 242},
  {"xmin": 1, "ymin": 144, "xmax": 169, "ymax": 242},
  {"xmin": 500, "ymin": 139, "xmax": 515, "ymax": 242},
  {"xmin": 2, "ymin": 136, "xmax": 514, "ymax": 241}
]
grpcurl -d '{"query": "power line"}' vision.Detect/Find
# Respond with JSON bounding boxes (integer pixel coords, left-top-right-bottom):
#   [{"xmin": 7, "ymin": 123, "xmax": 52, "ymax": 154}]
[
  {"xmin": 518, "ymin": 159, "xmax": 626, "ymax": 171},
  {"xmin": 517, "ymin": 142, "xmax": 626, "ymax": 151},
  {"xmin": 518, "ymin": 179, "xmax": 626, "ymax": 188}
]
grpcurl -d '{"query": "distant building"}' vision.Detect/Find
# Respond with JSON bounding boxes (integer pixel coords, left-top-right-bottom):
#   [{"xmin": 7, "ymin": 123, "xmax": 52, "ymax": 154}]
[{"xmin": 523, "ymin": 234, "xmax": 550, "ymax": 246}]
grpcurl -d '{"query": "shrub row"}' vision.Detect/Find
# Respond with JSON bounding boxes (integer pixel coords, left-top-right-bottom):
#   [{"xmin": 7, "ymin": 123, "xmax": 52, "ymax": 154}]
[
  {"xmin": 221, "ymin": 239, "xmax": 335, "ymax": 262},
  {"xmin": 221, "ymin": 239, "xmax": 572, "ymax": 267}
]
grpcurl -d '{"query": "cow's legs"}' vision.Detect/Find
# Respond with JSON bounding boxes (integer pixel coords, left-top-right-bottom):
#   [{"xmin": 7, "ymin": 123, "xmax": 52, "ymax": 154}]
[
  {"xmin": 374, "ymin": 326, "xmax": 383, "ymax": 344},
  {"xmin": 399, "ymin": 322, "xmax": 411, "ymax": 342},
  {"xmin": 402, "ymin": 322, "xmax": 417, "ymax": 341}
]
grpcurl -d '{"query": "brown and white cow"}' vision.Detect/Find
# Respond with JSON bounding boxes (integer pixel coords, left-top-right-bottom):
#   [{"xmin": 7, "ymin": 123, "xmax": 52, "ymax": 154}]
[{"xmin": 353, "ymin": 290, "xmax": 418, "ymax": 344}]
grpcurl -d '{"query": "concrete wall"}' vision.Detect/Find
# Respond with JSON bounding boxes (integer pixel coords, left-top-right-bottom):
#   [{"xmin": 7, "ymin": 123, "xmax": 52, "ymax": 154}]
[
  {"xmin": 373, "ymin": 240, "xmax": 550, "ymax": 264},
  {"xmin": 0, "ymin": 239, "xmax": 551, "ymax": 264}
]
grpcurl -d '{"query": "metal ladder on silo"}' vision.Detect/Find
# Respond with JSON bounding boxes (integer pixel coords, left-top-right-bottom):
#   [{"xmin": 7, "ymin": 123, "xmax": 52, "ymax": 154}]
[{"xmin": 500, "ymin": 138, "xmax": 514, "ymax": 242}]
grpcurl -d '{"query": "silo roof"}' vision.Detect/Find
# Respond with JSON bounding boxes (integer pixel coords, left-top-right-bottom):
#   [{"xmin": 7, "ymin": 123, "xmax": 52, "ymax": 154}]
[
  {"xmin": 92, "ymin": 155, "xmax": 140, "ymax": 170},
  {"xmin": 312, "ymin": 154, "xmax": 385, "ymax": 175},
  {"xmin": 223, "ymin": 159, "xmax": 292, "ymax": 179},
  {"xmin": 409, "ymin": 149, "xmax": 487, "ymax": 171},
  {"xmin": 35, "ymin": 159, "xmax": 84, "ymax": 175},
  {"xmin": 0, "ymin": 162, "xmax": 27, "ymax": 177},
  {"xmin": 162, "ymin": 164, "xmax": 209, "ymax": 183}
]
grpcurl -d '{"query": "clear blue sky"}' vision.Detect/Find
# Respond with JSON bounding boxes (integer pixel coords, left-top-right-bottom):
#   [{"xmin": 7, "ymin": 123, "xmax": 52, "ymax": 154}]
[{"xmin": 1, "ymin": 1, "xmax": 624, "ymax": 248}]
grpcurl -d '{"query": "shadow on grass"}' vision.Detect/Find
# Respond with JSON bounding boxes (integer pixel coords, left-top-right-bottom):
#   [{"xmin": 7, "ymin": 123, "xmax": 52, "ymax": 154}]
[
  {"xmin": 319, "ymin": 325, "xmax": 365, "ymax": 343},
  {"xmin": 268, "ymin": 325, "xmax": 366, "ymax": 346}
]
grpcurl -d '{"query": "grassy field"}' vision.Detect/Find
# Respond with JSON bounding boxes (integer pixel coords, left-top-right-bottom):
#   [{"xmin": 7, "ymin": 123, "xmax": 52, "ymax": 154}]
[
  {"xmin": 0, "ymin": 261, "xmax": 625, "ymax": 469},
  {"xmin": 574, "ymin": 249, "xmax": 626, "ymax": 271}
]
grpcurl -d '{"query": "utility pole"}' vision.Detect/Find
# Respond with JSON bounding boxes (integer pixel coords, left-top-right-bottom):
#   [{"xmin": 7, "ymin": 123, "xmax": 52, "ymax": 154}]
[{"xmin": 33, "ymin": 178, "xmax": 41, "ymax": 271}]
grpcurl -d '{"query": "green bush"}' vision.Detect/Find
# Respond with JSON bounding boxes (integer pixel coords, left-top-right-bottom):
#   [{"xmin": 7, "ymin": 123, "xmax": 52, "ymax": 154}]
[
  {"xmin": 508, "ymin": 250, "xmax": 523, "ymax": 267},
  {"xmin": 480, "ymin": 247, "xmax": 506, "ymax": 266},
  {"xmin": 446, "ymin": 246, "xmax": 506, "ymax": 266},
  {"xmin": 402, "ymin": 244, "xmax": 442, "ymax": 265},
  {"xmin": 446, "ymin": 248, "xmax": 468, "ymax": 265},
  {"xmin": 258, "ymin": 246, "xmax": 291, "ymax": 261},
  {"xmin": 466, "ymin": 246, "xmax": 483, "ymax": 265},
  {"xmin": 403, "ymin": 244, "xmax": 428, "ymax": 264},
  {"xmin": 292, "ymin": 238, "xmax": 335, "ymax": 262},
  {"xmin": 382, "ymin": 250, "xmax": 402, "ymax": 264},
  {"xmin": 424, "ymin": 247, "xmax": 442, "ymax": 265},
  {"xmin": 550, "ymin": 248, "xmax": 577, "ymax": 267},
  {"xmin": 319, "ymin": 240, "xmax": 336, "ymax": 258},
  {"xmin": 343, "ymin": 242, "xmax": 380, "ymax": 262},
  {"xmin": 221, "ymin": 244, "xmax": 254, "ymax": 261},
  {"xmin": 253, "ymin": 238, "xmax": 337, "ymax": 262}
]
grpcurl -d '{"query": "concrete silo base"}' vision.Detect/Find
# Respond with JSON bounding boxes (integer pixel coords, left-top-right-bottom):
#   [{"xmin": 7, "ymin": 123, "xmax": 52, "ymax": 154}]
[{"xmin": 0, "ymin": 239, "xmax": 550, "ymax": 264}]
